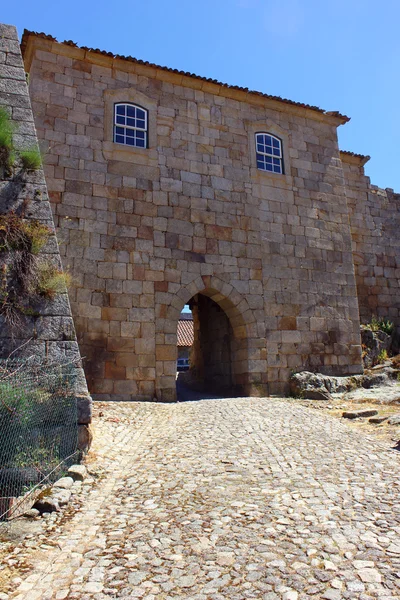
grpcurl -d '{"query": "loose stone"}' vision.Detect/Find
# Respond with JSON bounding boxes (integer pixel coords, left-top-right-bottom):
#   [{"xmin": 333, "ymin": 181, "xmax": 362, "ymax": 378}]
[{"xmin": 342, "ymin": 409, "xmax": 378, "ymax": 419}]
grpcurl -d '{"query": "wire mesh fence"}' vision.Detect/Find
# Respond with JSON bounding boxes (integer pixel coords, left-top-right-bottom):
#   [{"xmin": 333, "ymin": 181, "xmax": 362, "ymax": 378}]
[{"xmin": 0, "ymin": 358, "xmax": 79, "ymax": 520}]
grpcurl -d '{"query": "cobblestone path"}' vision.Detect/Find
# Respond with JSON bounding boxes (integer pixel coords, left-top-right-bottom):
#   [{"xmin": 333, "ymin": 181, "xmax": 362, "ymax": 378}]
[{"xmin": 10, "ymin": 399, "xmax": 400, "ymax": 599}]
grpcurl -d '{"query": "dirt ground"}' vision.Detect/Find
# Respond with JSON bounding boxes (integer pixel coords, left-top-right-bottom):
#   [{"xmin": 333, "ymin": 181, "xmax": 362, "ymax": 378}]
[{"xmin": 292, "ymin": 395, "xmax": 400, "ymax": 449}]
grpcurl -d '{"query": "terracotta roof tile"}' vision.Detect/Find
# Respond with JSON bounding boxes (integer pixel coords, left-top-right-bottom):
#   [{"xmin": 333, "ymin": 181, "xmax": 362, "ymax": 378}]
[
  {"xmin": 20, "ymin": 30, "xmax": 350, "ymax": 124},
  {"xmin": 340, "ymin": 150, "xmax": 370, "ymax": 166},
  {"xmin": 177, "ymin": 319, "xmax": 193, "ymax": 347}
]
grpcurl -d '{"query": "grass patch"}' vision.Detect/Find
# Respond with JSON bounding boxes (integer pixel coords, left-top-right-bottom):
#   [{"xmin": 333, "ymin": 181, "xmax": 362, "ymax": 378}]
[
  {"xmin": 0, "ymin": 212, "xmax": 51, "ymax": 255},
  {"xmin": 19, "ymin": 147, "xmax": 42, "ymax": 171},
  {"xmin": 0, "ymin": 108, "xmax": 15, "ymax": 173},
  {"xmin": 36, "ymin": 263, "xmax": 71, "ymax": 299},
  {"xmin": 377, "ymin": 349, "xmax": 389, "ymax": 364}
]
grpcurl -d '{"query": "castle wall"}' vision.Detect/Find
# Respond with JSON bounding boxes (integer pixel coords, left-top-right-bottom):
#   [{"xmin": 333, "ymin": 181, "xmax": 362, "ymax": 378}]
[
  {"xmin": 342, "ymin": 154, "xmax": 400, "ymax": 326},
  {"xmin": 0, "ymin": 24, "xmax": 91, "ymax": 446},
  {"xmin": 22, "ymin": 34, "xmax": 363, "ymax": 400}
]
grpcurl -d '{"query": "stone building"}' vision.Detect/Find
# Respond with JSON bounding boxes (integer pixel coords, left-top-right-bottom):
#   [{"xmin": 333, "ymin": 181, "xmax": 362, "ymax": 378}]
[{"xmin": 20, "ymin": 30, "xmax": 400, "ymax": 401}]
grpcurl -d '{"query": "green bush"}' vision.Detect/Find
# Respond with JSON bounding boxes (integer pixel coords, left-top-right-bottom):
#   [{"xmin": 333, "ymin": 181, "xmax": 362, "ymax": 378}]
[
  {"xmin": 19, "ymin": 147, "xmax": 42, "ymax": 171},
  {"xmin": 365, "ymin": 316, "xmax": 394, "ymax": 335}
]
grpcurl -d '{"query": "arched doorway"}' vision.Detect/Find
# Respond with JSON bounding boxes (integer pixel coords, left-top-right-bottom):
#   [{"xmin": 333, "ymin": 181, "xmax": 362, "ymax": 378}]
[
  {"xmin": 179, "ymin": 293, "xmax": 245, "ymax": 398},
  {"xmin": 155, "ymin": 275, "xmax": 267, "ymax": 402}
]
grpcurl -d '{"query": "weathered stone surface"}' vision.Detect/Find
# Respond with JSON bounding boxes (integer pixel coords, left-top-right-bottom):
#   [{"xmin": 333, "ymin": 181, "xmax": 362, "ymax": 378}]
[
  {"xmin": 361, "ymin": 372, "xmax": 390, "ymax": 388},
  {"xmin": 290, "ymin": 371, "xmax": 332, "ymax": 399},
  {"xmin": 388, "ymin": 414, "xmax": 400, "ymax": 425},
  {"xmin": 342, "ymin": 409, "xmax": 378, "ymax": 419},
  {"xmin": 361, "ymin": 328, "xmax": 392, "ymax": 369},
  {"xmin": 77, "ymin": 424, "xmax": 93, "ymax": 452},
  {"xmin": 357, "ymin": 568, "xmax": 382, "ymax": 583},
  {"xmin": 33, "ymin": 496, "xmax": 60, "ymax": 514},
  {"xmin": 51, "ymin": 489, "xmax": 72, "ymax": 506},
  {"xmin": 289, "ymin": 371, "xmax": 359, "ymax": 399},
  {"xmin": 67, "ymin": 464, "xmax": 87, "ymax": 481},
  {"xmin": 53, "ymin": 477, "xmax": 74, "ymax": 489},
  {"xmin": 23, "ymin": 508, "xmax": 40, "ymax": 519},
  {"xmin": 76, "ymin": 395, "xmax": 92, "ymax": 424}
]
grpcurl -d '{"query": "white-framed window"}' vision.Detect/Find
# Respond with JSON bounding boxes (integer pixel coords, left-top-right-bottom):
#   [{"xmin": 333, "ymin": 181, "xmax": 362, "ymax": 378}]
[
  {"xmin": 114, "ymin": 103, "xmax": 148, "ymax": 148},
  {"xmin": 255, "ymin": 132, "xmax": 283, "ymax": 174}
]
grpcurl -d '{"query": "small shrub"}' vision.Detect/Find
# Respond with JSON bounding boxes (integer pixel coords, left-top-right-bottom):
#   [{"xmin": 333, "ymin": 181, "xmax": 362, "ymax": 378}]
[
  {"xmin": 19, "ymin": 147, "xmax": 42, "ymax": 171},
  {"xmin": 366, "ymin": 316, "xmax": 380, "ymax": 332},
  {"xmin": 378, "ymin": 319, "xmax": 394, "ymax": 335},
  {"xmin": 36, "ymin": 263, "xmax": 71, "ymax": 299},
  {"xmin": 0, "ymin": 212, "xmax": 51, "ymax": 254},
  {"xmin": 377, "ymin": 349, "xmax": 389, "ymax": 364},
  {"xmin": 365, "ymin": 316, "xmax": 394, "ymax": 335},
  {"xmin": 27, "ymin": 220, "xmax": 52, "ymax": 254}
]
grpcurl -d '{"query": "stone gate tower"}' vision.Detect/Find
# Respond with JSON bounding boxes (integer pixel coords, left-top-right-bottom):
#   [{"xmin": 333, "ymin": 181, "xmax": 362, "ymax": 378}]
[{"xmin": 21, "ymin": 30, "xmax": 368, "ymax": 401}]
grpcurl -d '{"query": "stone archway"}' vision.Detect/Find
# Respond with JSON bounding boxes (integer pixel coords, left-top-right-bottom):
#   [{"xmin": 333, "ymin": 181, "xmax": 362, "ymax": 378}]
[{"xmin": 155, "ymin": 275, "xmax": 268, "ymax": 402}]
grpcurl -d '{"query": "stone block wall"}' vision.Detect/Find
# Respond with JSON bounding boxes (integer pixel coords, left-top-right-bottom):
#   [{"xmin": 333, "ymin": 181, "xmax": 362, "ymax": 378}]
[
  {"xmin": 0, "ymin": 24, "xmax": 91, "ymax": 446},
  {"xmin": 21, "ymin": 32, "xmax": 364, "ymax": 399},
  {"xmin": 341, "ymin": 152, "xmax": 400, "ymax": 326}
]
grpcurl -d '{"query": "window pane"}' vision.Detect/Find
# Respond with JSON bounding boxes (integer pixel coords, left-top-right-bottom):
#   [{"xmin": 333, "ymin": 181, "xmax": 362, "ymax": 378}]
[
  {"xmin": 265, "ymin": 162, "xmax": 273, "ymax": 172},
  {"xmin": 272, "ymin": 138, "xmax": 280, "ymax": 148},
  {"xmin": 273, "ymin": 164, "xmax": 281, "ymax": 173},
  {"xmin": 113, "ymin": 104, "xmax": 148, "ymax": 148},
  {"xmin": 273, "ymin": 147, "xmax": 280, "ymax": 156}
]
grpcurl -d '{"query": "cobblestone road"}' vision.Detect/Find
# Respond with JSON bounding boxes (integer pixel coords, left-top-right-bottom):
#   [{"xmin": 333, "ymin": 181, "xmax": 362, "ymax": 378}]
[{"xmin": 9, "ymin": 399, "xmax": 400, "ymax": 599}]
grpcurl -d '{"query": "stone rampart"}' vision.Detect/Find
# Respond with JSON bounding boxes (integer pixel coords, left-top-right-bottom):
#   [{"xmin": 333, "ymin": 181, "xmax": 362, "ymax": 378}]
[
  {"xmin": 0, "ymin": 24, "xmax": 91, "ymax": 447},
  {"xmin": 341, "ymin": 152, "xmax": 400, "ymax": 326}
]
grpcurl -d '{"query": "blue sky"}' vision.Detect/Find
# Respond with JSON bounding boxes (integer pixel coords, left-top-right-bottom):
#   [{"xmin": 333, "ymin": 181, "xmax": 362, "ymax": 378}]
[{"xmin": 4, "ymin": 0, "xmax": 400, "ymax": 190}]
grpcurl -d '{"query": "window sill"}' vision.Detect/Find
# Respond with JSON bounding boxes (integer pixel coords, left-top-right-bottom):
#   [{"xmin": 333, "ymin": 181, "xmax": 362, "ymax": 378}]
[
  {"xmin": 103, "ymin": 141, "xmax": 158, "ymax": 165},
  {"xmin": 250, "ymin": 167, "xmax": 293, "ymax": 187}
]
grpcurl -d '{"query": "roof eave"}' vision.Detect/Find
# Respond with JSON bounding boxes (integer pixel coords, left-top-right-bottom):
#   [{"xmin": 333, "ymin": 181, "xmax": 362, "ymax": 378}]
[
  {"xmin": 340, "ymin": 150, "xmax": 370, "ymax": 167},
  {"xmin": 21, "ymin": 30, "xmax": 350, "ymax": 126}
]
